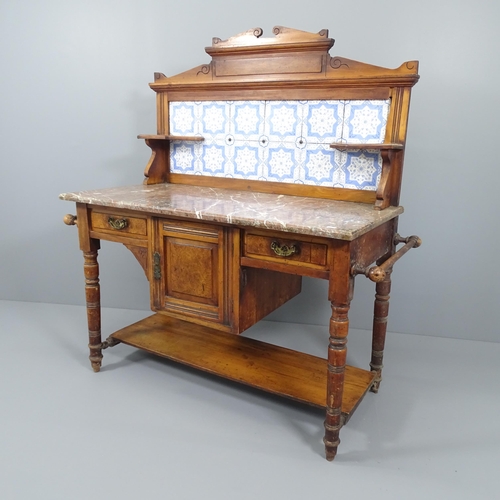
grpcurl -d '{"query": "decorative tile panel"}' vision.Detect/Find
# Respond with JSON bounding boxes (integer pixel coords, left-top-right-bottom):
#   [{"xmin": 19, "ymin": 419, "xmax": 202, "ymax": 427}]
[{"xmin": 169, "ymin": 99, "xmax": 390, "ymax": 190}]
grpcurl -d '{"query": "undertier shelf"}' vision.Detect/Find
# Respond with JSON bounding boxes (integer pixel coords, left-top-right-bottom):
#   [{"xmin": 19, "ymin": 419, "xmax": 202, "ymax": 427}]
[{"xmin": 111, "ymin": 314, "xmax": 376, "ymax": 419}]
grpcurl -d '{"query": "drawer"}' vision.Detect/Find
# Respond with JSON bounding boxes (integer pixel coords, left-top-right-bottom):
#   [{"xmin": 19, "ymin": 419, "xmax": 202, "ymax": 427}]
[
  {"xmin": 90, "ymin": 210, "xmax": 147, "ymax": 237},
  {"xmin": 243, "ymin": 231, "xmax": 329, "ymax": 269}
]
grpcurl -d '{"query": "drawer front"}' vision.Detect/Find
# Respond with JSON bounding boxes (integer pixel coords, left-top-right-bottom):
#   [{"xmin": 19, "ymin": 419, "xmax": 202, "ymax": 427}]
[
  {"xmin": 90, "ymin": 210, "xmax": 147, "ymax": 237},
  {"xmin": 243, "ymin": 231, "xmax": 329, "ymax": 269}
]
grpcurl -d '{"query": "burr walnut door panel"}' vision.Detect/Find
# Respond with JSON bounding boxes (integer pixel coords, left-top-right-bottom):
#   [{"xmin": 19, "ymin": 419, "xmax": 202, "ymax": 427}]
[{"xmin": 153, "ymin": 219, "xmax": 233, "ymax": 330}]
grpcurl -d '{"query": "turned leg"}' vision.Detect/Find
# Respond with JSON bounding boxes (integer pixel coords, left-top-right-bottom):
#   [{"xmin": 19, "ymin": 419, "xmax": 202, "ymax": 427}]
[
  {"xmin": 370, "ymin": 269, "xmax": 392, "ymax": 393},
  {"xmin": 324, "ymin": 276, "xmax": 353, "ymax": 461},
  {"xmin": 83, "ymin": 248, "xmax": 102, "ymax": 372}
]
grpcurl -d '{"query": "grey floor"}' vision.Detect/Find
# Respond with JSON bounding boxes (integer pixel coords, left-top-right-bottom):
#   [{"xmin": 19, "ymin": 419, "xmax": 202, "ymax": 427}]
[{"xmin": 1, "ymin": 300, "xmax": 499, "ymax": 499}]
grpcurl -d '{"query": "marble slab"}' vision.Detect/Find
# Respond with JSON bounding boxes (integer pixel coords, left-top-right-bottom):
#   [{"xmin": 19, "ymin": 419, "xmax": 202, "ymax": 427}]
[{"xmin": 60, "ymin": 184, "xmax": 403, "ymax": 241}]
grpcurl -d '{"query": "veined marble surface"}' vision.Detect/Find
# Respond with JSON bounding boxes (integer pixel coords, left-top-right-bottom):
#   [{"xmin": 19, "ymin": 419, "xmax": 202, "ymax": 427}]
[{"xmin": 60, "ymin": 184, "xmax": 403, "ymax": 241}]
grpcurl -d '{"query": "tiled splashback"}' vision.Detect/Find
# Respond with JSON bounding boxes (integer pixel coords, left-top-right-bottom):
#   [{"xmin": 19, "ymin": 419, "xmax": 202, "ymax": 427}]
[{"xmin": 169, "ymin": 100, "xmax": 390, "ymax": 190}]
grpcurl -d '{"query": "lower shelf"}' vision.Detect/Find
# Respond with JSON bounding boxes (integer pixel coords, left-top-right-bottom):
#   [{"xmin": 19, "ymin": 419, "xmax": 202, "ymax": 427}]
[{"xmin": 111, "ymin": 313, "xmax": 376, "ymax": 420}]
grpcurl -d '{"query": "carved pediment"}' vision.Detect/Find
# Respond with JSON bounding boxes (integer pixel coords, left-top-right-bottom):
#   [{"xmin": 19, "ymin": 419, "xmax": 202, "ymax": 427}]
[
  {"xmin": 151, "ymin": 26, "xmax": 419, "ymax": 89},
  {"xmin": 207, "ymin": 26, "xmax": 334, "ymax": 55}
]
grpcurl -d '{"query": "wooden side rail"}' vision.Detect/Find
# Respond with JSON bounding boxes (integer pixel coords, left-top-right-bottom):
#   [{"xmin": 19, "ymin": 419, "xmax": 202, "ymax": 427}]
[{"xmin": 352, "ymin": 234, "xmax": 421, "ymax": 282}]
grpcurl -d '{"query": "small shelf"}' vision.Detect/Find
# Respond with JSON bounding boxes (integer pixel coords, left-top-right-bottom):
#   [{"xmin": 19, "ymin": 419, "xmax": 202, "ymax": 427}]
[
  {"xmin": 111, "ymin": 313, "xmax": 376, "ymax": 420},
  {"xmin": 329, "ymin": 142, "xmax": 403, "ymax": 150},
  {"xmin": 137, "ymin": 134, "xmax": 204, "ymax": 142}
]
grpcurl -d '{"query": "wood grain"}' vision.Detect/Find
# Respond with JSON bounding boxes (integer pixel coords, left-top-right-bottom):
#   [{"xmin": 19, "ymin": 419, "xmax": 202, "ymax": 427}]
[
  {"xmin": 137, "ymin": 134, "xmax": 204, "ymax": 142},
  {"xmin": 111, "ymin": 313, "xmax": 376, "ymax": 416},
  {"xmin": 238, "ymin": 267, "xmax": 302, "ymax": 333},
  {"xmin": 168, "ymin": 174, "xmax": 377, "ymax": 203}
]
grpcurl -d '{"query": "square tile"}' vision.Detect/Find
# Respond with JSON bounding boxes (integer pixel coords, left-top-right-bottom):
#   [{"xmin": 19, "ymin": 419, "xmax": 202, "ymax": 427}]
[
  {"xmin": 262, "ymin": 144, "xmax": 303, "ymax": 183},
  {"xmin": 169, "ymin": 102, "xmax": 199, "ymax": 135},
  {"xmin": 232, "ymin": 101, "xmax": 266, "ymax": 142},
  {"xmin": 264, "ymin": 101, "xmax": 304, "ymax": 145},
  {"xmin": 342, "ymin": 149, "xmax": 382, "ymax": 190},
  {"xmin": 302, "ymin": 100, "xmax": 344, "ymax": 146},
  {"xmin": 303, "ymin": 144, "xmax": 338, "ymax": 186},
  {"xmin": 198, "ymin": 101, "xmax": 231, "ymax": 138},
  {"xmin": 232, "ymin": 142, "xmax": 261, "ymax": 180},
  {"xmin": 170, "ymin": 141, "xmax": 198, "ymax": 174},
  {"xmin": 198, "ymin": 142, "xmax": 228, "ymax": 176},
  {"xmin": 341, "ymin": 100, "xmax": 390, "ymax": 143}
]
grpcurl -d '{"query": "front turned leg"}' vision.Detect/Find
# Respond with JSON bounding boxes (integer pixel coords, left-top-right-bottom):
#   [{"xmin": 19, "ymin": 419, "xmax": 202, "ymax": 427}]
[
  {"xmin": 83, "ymin": 249, "xmax": 102, "ymax": 372},
  {"xmin": 324, "ymin": 288, "xmax": 352, "ymax": 461},
  {"xmin": 370, "ymin": 269, "xmax": 392, "ymax": 393}
]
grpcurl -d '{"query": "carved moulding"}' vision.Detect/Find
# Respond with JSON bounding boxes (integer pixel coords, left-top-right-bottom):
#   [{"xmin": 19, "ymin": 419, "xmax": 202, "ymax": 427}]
[
  {"xmin": 149, "ymin": 26, "xmax": 419, "ymax": 89},
  {"xmin": 208, "ymin": 25, "xmax": 334, "ymax": 52}
]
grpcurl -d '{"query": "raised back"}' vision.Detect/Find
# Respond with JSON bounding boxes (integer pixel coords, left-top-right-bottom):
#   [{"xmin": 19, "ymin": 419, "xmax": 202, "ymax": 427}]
[{"xmin": 140, "ymin": 26, "xmax": 419, "ymax": 209}]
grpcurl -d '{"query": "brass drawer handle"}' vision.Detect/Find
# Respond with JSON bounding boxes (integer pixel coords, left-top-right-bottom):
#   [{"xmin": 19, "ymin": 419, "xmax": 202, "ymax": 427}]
[
  {"xmin": 270, "ymin": 241, "xmax": 298, "ymax": 257},
  {"xmin": 108, "ymin": 217, "xmax": 128, "ymax": 230}
]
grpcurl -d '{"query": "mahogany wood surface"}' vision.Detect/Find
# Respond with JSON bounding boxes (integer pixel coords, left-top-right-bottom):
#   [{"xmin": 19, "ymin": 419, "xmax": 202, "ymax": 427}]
[{"xmin": 111, "ymin": 313, "xmax": 376, "ymax": 416}]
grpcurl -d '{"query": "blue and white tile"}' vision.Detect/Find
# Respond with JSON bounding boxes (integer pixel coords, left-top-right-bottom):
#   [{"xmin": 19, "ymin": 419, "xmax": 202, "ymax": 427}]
[
  {"xmin": 231, "ymin": 143, "xmax": 262, "ymax": 180},
  {"xmin": 232, "ymin": 101, "xmax": 266, "ymax": 142},
  {"xmin": 341, "ymin": 100, "xmax": 390, "ymax": 144},
  {"xmin": 170, "ymin": 141, "xmax": 199, "ymax": 174},
  {"xmin": 198, "ymin": 101, "xmax": 231, "ymax": 138},
  {"xmin": 198, "ymin": 143, "xmax": 228, "ymax": 176},
  {"xmin": 262, "ymin": 144, "xmax": 303, "ymax": 183},
  {"xmin": 170, "ymin": 101, "xmax": 232, "ymax": 140},
  {"xmin": 264, "ymin": 101, "xmax": 304, "ymax": 145},
  {"xmin": 169, "ymin": 99, "xmax": 385, "ymax": 190},
  {"xmin": 342, "ymin": 150, "xmax": 382, "ymax": 190},
  {"xmin": 169, "ymin": 102, "xmax": 199, "ymax": 135},
  {"xmin": 303, "ymin": 144, "xmax": 338, "ymax": 186},
  {"xmin": 302, "ymin": 100, "xmax": 344, "ymax": 146}
]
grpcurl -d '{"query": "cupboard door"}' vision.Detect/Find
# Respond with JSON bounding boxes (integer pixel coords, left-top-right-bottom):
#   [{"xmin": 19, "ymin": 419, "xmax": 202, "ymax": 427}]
[{"xmin": 154, "ymin": 219, "xmax": 231, "ymax": 328}]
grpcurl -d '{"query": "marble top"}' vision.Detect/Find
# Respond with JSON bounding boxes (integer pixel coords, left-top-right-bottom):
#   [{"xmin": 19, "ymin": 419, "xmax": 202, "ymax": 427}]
[{"xmin": 60, "ymin": 184, "xmax": 403, "ymax": 241}]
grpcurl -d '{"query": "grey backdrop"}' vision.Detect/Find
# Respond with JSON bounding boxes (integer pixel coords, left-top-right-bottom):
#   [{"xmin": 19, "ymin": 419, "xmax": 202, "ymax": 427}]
[{"xmin": 1, "ymin": 0, "xmax": 498, "ymax": 342}]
